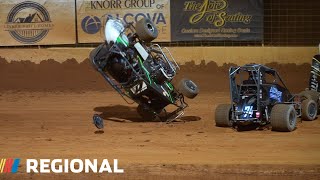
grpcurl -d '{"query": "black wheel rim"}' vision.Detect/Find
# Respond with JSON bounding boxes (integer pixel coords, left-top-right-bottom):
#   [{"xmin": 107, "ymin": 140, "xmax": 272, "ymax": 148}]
[
  {"xmin": 93, "ymin": 115, "xmax": 104, "ymax": 129},
  {"xmin": 289, "ymin": 110, "xmax": 295, "ymax": 126},
  {"xmin": 308, "ymin": 103, "xmax": 316, "ymax": 117},
  {"xmin": 185, "ymin": 80, "xmax": 197, "ymax": 91},
  {"xmin": 147, "ymin": 23, "xmax": 154, "ymax": 33}
]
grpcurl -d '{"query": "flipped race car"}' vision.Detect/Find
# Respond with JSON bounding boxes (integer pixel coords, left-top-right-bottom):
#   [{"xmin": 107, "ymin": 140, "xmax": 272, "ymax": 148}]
[
  {"xmin": 214, "ymin": 64, "xmax": 314, "ymax": 132},
  {"xmin": 90, "ymin": 17, "xmax": 199, "ymax": 129}
]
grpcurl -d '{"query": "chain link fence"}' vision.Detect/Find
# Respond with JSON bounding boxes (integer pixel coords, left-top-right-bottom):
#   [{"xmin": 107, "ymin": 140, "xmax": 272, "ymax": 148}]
[{"xmin": 264, "ymin": 0, "xmax": 320, "ymax": 46}]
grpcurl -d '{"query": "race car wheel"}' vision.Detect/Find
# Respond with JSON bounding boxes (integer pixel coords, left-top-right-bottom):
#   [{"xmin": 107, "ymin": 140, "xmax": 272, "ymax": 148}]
[
  {"xmin": 271, "ymin": 104, "xmax": 297, "ymax": 132},
  {"xmin": 137, "ymin": 104, "xmax": 157, "ymax": 121},
  {"xmin": 178, "ymin": 79, "xmax": 199, "ymax": 99},
  {"xmin": 301, "ymin": 99, "xmax": 317, "ymax": 121},
  {"xmin": 136, "ymin": 18, "xmax": 158, "ymax": 42},
  {"xmin": 299, "ymin": 90, "xmax": 319, "ymax": 103},
  {"xmin": 215, "ymin": 104, "xmax": 232, "ymax": 127}
]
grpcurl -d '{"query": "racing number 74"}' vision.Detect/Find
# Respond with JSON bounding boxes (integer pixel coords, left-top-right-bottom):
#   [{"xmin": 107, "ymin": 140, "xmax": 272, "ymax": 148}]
[{"xmin": 243, "ymin": 106, "xmax": 254, "ymax": 118}]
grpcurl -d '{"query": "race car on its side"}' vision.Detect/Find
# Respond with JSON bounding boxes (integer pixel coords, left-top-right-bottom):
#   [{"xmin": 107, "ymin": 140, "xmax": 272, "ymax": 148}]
[{"xmin": 90, "ymin": 17, "xmax": 199, "ymax": 129}]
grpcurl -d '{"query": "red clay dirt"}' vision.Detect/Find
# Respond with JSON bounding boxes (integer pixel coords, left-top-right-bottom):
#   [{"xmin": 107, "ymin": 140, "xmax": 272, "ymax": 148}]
[
  {"xmin": 0, "ymin": 58, "xmax": 319, "ymax": 179},
  {"xmin": 0, "ymin": 57, "xmax": 311, "ymax": 93},
  {"xmin": 0, "ymin": 91, "xmax": 319, "ymax": 179}
]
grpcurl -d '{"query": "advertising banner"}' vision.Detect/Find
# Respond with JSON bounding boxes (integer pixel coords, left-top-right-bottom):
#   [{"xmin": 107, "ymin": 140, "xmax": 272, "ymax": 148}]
[
  {"xmin": 0, "ymin": 0, "xmax": 76, "ymax": 46},
  {"xmin": 77, "ymin": 0, "xmax": 171, "ymax": 43},
  {"xmin": 171, "ymin": 0, "xmax": 264, "ymax": 41}
]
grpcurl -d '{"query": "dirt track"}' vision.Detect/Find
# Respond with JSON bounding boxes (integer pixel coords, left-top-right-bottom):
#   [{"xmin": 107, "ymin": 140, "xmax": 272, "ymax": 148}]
[
  {"xmin": 0, "ymin": 57, "xmax": 312, "ymax": 93},
  {"xmin": 0, "ymin": 54, "xmax": 318, "ymax": 179},
  {"xmin": 0, "ymin": 91, "xmax": 320, "ymax": 179}
]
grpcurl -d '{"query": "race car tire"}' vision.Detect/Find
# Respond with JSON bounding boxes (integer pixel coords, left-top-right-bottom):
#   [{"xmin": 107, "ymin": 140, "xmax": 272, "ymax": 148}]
[
  {"xmin": 178, "ymin": 79, "xmax": 199, "ymax": 99},
  {"xmin": 136, "ymin": 18, "xmax": 158, "ymax": 42},
  {"xmin": 215, "ymin": 104, "xmax": 232, "ymax": 127},
  {"xmin": 271, "ymin": 104, "xmax": 297, "ymax": 132},
  {"xmin": 301, "ymin": 99, "xmax": 317, "ymax": 121},
  {"xmin": 137, "ymin": 104, "xmax": 157, "ymax": 121},
  {"xmin": 299, "ymin": 90, "xmax": 319, "ymax": 102}
]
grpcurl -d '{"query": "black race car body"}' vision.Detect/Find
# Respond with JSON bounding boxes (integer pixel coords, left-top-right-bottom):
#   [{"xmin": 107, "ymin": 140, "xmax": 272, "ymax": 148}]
[
  {"xmin": 90, "ymin": 17, "xmax": 198, "ymax": 126},
  {"xmin": 309, "ymin": 54, "xmax": 320, "ymax": 92},
  {"xmin": 215, "ymin": 64, "xmax": 302, "ymax": 132},
  {"xmin": 229, "ymin": 64, "xmax": 297, "ymax": 124},
  {"xmin": 298, "ymin": 51, "xmax": 320, "ymax": 121}
]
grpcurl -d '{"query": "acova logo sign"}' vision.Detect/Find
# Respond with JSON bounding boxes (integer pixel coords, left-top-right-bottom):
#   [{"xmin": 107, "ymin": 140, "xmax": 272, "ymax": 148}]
[
  {"xmin": 81, "ymin": 16, "xmax": 102, "ymax": 34},
  {"xmin": 81, "ymin": 13, "xmax": 166, "ymax": 35},
  {"xmin": 4, "ymin": 1, "xmax": 53, "ymax": 44}
]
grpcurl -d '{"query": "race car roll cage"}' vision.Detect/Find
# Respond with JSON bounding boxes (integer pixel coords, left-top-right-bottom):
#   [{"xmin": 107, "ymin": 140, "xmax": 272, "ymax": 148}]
[{"xmin": 229, "ymin": 64, "xmax": 301, "ymax": 124}]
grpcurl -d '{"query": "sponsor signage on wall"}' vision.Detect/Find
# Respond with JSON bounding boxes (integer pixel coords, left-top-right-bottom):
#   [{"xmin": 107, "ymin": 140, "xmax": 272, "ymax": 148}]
[
  {"xmin": 77, "ymin": 0, "xmax": 171, "ymax": 43},
  {"xmin": 170, "ymin": 0, "xmax": 264, "ymax": 41},
  {"xmin": 0, "ymin": 0, "xmax": 76, "ymax": 46},
  {"xmin": 0, "ymin": 0, "xmax": 264, "ymax": 46}
]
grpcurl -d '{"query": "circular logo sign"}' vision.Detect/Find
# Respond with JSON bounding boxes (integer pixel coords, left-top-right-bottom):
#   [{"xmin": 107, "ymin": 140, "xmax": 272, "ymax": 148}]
[
  {"xmin": 81, "ymin": 16, "xmax": 101, "ymax": 34},
  {"xmin": 5, "ymin": 1, "xmax": 53, "ymax": 44}
]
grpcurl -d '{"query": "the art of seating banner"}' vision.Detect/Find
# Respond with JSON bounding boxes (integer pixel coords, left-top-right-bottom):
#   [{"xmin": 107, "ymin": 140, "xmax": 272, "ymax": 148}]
[{"xmin": 170, "ymin": 0, "xmax": 264, "ymax": 41}]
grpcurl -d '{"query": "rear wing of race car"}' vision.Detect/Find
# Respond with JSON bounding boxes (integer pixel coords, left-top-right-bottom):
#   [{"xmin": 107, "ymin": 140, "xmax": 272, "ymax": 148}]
[{"xmin": 309, "ymin": 45, "xmax": 320, "ymax": 92}]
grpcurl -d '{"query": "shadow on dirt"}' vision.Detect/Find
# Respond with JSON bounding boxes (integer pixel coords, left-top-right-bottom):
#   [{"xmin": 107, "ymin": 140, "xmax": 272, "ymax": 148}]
[
  {"xmin": 93, "ymin": 105, "xmax": 201, "ymax": 123},
  {"xmin": 235, "ymin": 124, "xmax": 271, "ymax": 132},
  {"xmin": 179, "ymin": 116, "xmax": 201, "ymax": 122},
  {"xmin": 94, "ymin": 105, "xmax": 144, "ymax": 123},
  {"xmin": 94, "ymin": 130, "xmax": 105, "ymax": 134}
]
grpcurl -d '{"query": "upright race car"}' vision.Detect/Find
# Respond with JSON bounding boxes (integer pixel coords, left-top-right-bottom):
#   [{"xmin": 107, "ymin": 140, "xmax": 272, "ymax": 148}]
[
  {"xmin": 299, "ymin": 48, "xmax": 320, "ymax": 120},
  {"xmin": 214, "ymin": 64, "xmax": 311, "ymax": 132},
  {"xmin": 90, "ymin": 17, "xmax": 199, "ymax": 129}
]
